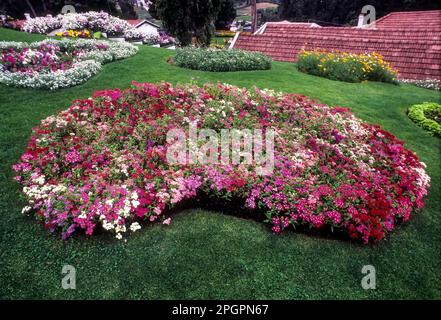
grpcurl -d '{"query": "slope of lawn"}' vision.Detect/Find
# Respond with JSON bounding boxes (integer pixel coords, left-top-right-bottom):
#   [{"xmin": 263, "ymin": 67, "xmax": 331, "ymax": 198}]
[{"xmin": 1, "ymin": 28, "xmax": 440, "ymax": 299}]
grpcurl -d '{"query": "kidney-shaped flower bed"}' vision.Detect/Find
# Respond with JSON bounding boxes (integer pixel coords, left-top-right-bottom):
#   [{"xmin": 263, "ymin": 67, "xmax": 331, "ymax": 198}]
[
  {"xmin": 0, "ymin": 39, "xmax": 138, "ymax": 90},
  {"xmin": 13, "ymin": 82, "xmax": 430, "ymax": 243}
]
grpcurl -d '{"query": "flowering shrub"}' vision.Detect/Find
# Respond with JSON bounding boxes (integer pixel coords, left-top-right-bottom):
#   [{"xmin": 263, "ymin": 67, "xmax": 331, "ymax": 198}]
[
  {"xmin": 141, "ymin": 33, "xmax": 175, "ymax": 46},
  {"xmin": 174, "ymin": 48, "xmax": 272, "ymax": 72},
  {"xmin": 408, "ymin": 102, "xmax": 441, "ymax": 137},
  {"xmin": 22, "ymin": 16, "xmax": 62, "ymax": 34},
  {"xmin": 55, "ymin": 29, "xmax": 92, "ymax": 39},
  {"xmin": 13, "ymin": 82, "xmax": 430, "ymax": 243},
  {"xmin": 297, "ymin": 50, "xmax": 398, "ymax": 84},
  {"xmin": 400, "ymin": 79, "xmax": 441, "ymax": 91},
  {"xmin": 23, "ymin": 11, "xmax": 131, "ymax": 36},
  {"xmin": 0, "ymin": 39, "xmax": 138, "ymax": 89}
]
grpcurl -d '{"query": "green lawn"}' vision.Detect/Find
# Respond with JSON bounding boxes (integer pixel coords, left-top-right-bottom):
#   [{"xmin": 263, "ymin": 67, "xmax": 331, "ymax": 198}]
[{"xmin": 1, "ymin": 28, "xmax": 440, "ymax": 299}]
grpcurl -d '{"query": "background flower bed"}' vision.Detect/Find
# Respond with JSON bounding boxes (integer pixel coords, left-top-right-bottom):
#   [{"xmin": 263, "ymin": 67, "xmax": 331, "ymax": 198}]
[
  {"xmin": 408, "ymin": 102, "xmax": 441, "ymax": 137},
  {"xmin": 297, "ymin": 50, "xmax": 398, "ymax": 84},
  {"xmin": 23, "ymin": 11, "xmax": 131, "ymax": 36},
  {"xmin": 174, "ymin": 48, "xmax": 272, "ymax": 72},
  {"xmin": 13, "ymin": 82, "xmax": 430, "ymax": 243},
  {"xmin": 0, "ymin": 38, "xmax": 138, "ymax": 89}
]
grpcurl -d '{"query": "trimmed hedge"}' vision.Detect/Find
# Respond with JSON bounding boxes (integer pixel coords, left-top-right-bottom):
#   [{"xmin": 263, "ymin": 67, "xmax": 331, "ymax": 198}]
[
  {"xmin": 408, "ymin": 102, "xmax": 441, "ymax": 137},
  {"xmin": 174, "ymin": 48, "xmax": 272, "ymax": 72},
  {"xmin": 297, "ymin": 50, "xmax": 398, "ymax": 84}
]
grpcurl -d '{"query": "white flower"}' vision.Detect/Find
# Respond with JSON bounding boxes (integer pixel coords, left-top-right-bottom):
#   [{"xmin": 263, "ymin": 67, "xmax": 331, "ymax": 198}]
[
  {"xmin": 102, "ymin": 221, "xmax": 114, "ymax": 230},
  {"xmin": 131, "ymin": 199, "xmax": 140, "ymax": 208},
  {"xmin": 130, "ymin": 222, "xmax": 141, "ymax": 232},
  {"xmin": 21, "ymin": 206, "xmax": 32, "ymax": 214}
]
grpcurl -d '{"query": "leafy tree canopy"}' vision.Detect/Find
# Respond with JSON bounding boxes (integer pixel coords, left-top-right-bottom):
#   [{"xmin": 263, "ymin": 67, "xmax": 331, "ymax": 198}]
[{"xmin": 279, "ymin": 0, "xmax": 441, "ymax": 26}]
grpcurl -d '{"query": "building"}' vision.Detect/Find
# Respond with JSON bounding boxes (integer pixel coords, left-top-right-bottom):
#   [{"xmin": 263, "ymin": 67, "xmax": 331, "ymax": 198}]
[
  {"xmin": 125, "ymin": 19, "xmax": 160, "ymax": 36},
  {"xmin": 232, "ymin": 10, "xmax": 441, "ymax": 80}
]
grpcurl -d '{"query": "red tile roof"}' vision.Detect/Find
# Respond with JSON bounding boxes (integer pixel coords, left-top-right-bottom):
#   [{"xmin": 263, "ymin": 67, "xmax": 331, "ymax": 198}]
[
  {"xmin": 233, "ymin": 10, "xmax": 441, "ymax": 80},
  {"xmin": 375, "ymin": 10, "xmax": 441, "ymax": 31},
  {"xmin": 125, "ymin": 19, "xmax": 144, "ymax": 27},
  {"xmin": 125, "ymin": 19, "xmax": 160, "ymax": 29}
]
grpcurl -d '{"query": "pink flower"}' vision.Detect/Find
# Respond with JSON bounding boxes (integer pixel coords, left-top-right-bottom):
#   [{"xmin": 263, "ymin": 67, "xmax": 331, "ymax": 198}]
[
  {"xmin": 65, "ymin": 149, "xmax": 81, "ymax": 164},
  {"xmin": 163, "ymin": 218, "xmax": 172, "ymax": 225}
]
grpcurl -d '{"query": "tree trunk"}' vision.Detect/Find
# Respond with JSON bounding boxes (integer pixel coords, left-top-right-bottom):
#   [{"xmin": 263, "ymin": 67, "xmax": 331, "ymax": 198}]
[
  {"xmin": 25, "ymin": 0, "xmax": 38, "ymax": 17},
  {"xmin": 41, "ymin": 0, "xmax": 47, "ymax": 14},
  {"xmin": 251, "ymin": 0, "xmax": 257, "ymax": 33}
]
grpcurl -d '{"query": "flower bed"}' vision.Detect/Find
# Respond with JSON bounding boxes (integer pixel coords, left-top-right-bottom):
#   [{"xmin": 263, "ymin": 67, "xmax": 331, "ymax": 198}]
[
  {"xmin": 23, "ymin": 11, "xmax": 131, "ymax": 36},
  {"xmin": 297, "ymin": 50, "xmax": 398, "ymax": 84},
  {"xmin": 0, "ymin": 39, "xmax": 138, "ymax": 89},
  {"xmin": 174, "ymin": 48, "xmax": 272, "ymax": 72},
  {"xmin": 408, "ymin": 102, "xmax": 441, "ymax": 137},
  {"xmin": 13, "ymin": 82, "xmax": 430, "ymax": 243}
]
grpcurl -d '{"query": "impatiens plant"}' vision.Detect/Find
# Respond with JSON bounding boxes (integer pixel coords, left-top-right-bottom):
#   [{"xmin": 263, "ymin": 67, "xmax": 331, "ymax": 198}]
[
  {"xmin": 13, "ymin": 82, "xmax": 430, "ymax": 243},
  {"xmin": 0, "ymin": 39, "xmax": 138, "ymax": 89}
]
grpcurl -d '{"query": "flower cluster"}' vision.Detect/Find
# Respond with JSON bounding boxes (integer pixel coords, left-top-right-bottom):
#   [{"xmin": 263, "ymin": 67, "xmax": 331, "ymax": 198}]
[
  {"xmin": 55, "ymin": 29, "xmax": 92, "ymax": 39},
  {"xmin": 174, "ymin": 48, "xmax": 272, "ymax": 72},
  {"xmin": 143, "ymin": 32, "xmax": 175, "ymax": 46},
  {"xmin": 13, "ymin": 83, "xmax": 430, "ymax": 243},
  {"xmin": 0, "ymin": 39, "xmax": 138, "ymax": 89},
  {"xmin": 124, "ymin": 28, "xmax": 149, "ymax": 41},
  {"xmin": 400, "ymin": 78, "xmax": 441, "ymax": 91},
  {"xmin": 23, "ymin": 11, "xmax": 131, "ymax": 36},
  {"xmin": 22, "ymin": 16, "xmax": 62, "ymax": 34},
  {"xmin": 297, "ymin": 50, "xmax": 399, "ymax": 84}
]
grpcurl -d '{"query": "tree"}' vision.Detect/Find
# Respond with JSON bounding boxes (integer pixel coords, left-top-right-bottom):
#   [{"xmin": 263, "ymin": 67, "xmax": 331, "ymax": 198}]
[
  {"xmin": 0, "ymin": 0, "xmax": 139, "ymax": 19},
  {"xmin": 278, "ymin": 0, "xmax": 441, "ymax": 26},
  {"xmin": 152, "ymin": 0, "xmax": 223, "ymax": 46},
  {"xmin": 215, "ymin": 0, "xmax": 236, "ymax": 29}
]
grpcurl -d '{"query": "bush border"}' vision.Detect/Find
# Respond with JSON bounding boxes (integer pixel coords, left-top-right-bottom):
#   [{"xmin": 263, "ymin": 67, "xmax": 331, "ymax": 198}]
[{"xmin": 408, "ymin": 102, "xmax": 441, "ymax": 137}]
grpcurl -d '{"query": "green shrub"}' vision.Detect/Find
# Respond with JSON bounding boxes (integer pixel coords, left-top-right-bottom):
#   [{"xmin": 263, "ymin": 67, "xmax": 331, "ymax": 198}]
[
  {"xmin": 174, "ymin": 48, "xmax": 272, "ymax": 72},
  {"xmin": 408, "ymin": 102, "xmax": 441, "ymax": 137},
  {"xmin": 297, "ymin": 50, "xmax": 398, "ymax": 84}
]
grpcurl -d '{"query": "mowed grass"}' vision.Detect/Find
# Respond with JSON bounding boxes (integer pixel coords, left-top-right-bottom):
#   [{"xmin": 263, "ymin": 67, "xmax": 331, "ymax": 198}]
[{"xmin": 1, "ymin": 28, "xmax": 440, "ymax": 299}]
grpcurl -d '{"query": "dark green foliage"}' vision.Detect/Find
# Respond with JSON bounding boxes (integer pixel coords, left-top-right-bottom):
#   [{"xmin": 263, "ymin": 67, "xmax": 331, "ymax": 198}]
[
  {"xmin": 259, "ymin": 7, "xmax": 281, "ymax": 23},
  {"xmin": 152, "ymin": 0, "xmax": 224, "ymax": 46},
  {"xmin": 279, "ymin": 0, "xmax": 441, "ymax": 25},
  {"xmin": 0, "ymin": 0, "xmax": 137, "ymax": 19},
  {"xmin": 215, "ymin": 0, "xmax": 237, "ymax": 29}
]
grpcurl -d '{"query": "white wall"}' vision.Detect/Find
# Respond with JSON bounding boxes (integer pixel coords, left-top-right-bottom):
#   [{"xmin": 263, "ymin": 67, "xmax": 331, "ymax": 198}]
[{"xmin": 137, "ymin": 23, "xmax": 159, "ymax": 36}]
